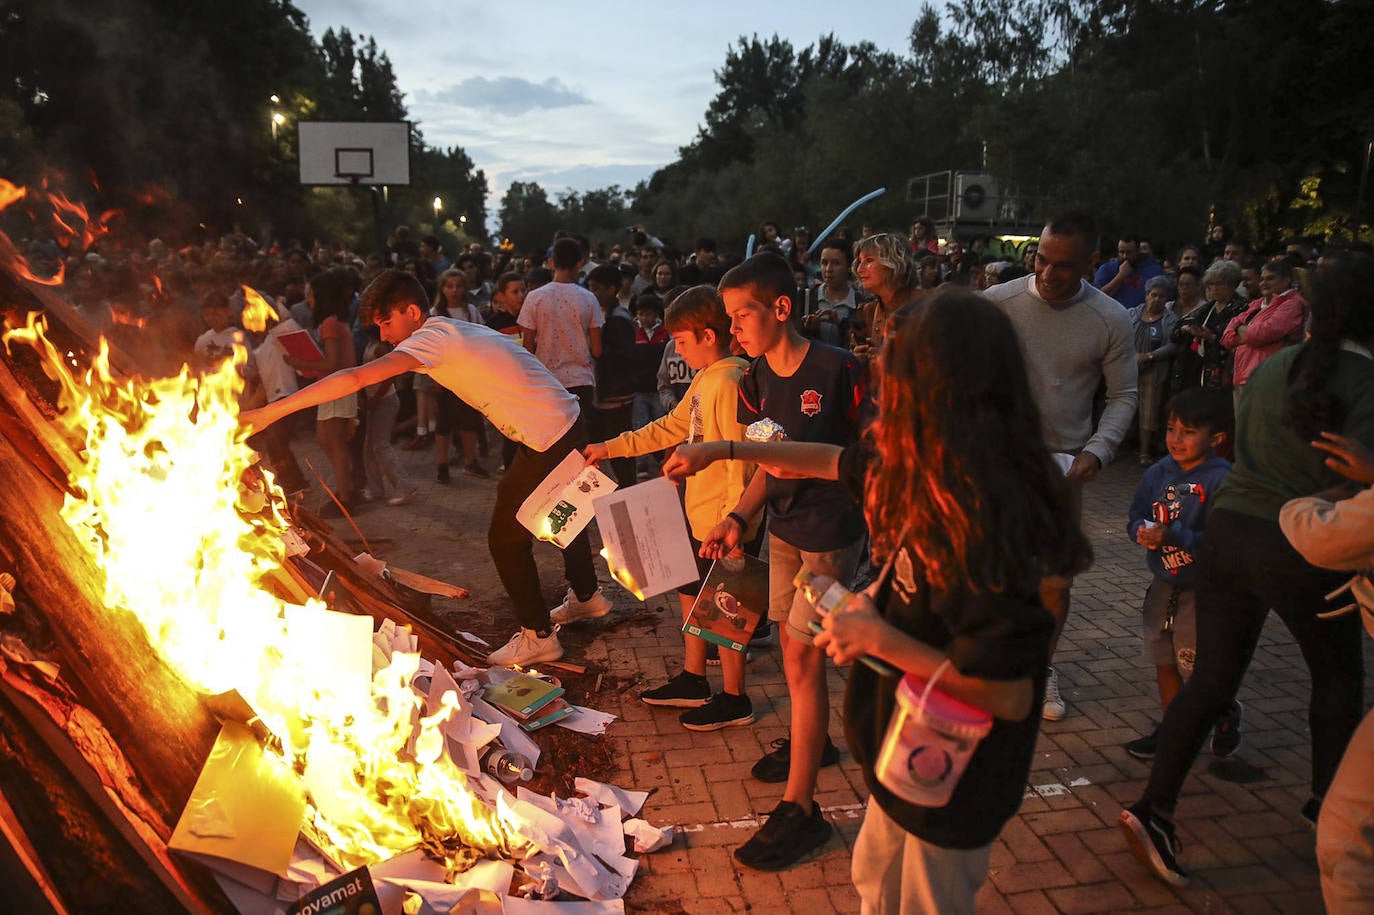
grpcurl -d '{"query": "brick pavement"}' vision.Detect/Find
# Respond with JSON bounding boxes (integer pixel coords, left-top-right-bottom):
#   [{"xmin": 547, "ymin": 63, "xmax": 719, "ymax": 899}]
[
  {"xmin": 324, "ymin": 435, "xmax": 1361, "ymax": 914},
  {"xmin": 607, "ymin": 459, "xmax": 1349, "ymax": 915}
]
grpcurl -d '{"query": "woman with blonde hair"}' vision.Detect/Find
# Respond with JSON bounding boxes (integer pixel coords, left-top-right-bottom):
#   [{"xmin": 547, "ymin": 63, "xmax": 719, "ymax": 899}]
[{"xmin": 852, "ymin": 233, "xmax": 921, "ymax": 363}]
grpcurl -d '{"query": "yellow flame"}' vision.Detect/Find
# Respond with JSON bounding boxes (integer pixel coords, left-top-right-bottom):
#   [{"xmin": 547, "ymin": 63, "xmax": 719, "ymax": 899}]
[
  {"xmin": 240, "ymin": 285, "xmax": 279, "ymax": 334},
  {"xmin": 0, "ymin": 178, "xmax": 26, "ymax": 211},
  {"xmin": 598, "ymin": 548, "xmax": 645, "ymax": 601},
  {"xmin": 1, "ymin": 314, "xmax": 530, "ymax": 871}
]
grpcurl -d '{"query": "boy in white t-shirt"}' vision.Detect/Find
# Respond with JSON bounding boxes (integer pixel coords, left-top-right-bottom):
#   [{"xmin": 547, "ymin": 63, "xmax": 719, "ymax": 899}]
[
  {"xmin": 518, "ymin": 237, "xmax": 603, "ymax": 412},
  {"xmin": 194, "ymin": 290, "xmax": 247, "ymax": 371},
  {"xmin": 241, "ymin": 269, "xmax": 611, "ymax": 667}
]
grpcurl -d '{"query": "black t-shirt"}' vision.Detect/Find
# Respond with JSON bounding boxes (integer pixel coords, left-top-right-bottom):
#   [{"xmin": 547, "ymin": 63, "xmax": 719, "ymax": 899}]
[
  {"xmin": 836, "ymin": 444, "xmax": 1055, "ymax": 849},
  {"xmin": 485, "ymin": 311, "xmax": 519, "ymax": 334},
  {"xmin": 737, "ymin": 341, "xmax": 867, "ymax": 550},
  {"xmin": 595, "ymin": 312, "xmax": 638, "ymax": 402}
]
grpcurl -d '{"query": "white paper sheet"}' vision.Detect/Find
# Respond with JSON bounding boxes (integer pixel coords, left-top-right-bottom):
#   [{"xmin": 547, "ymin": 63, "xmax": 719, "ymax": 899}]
[
  {"xmin": 373, "ymin": 859, "xmax": 514, "ymax": 913},
  {"xmin": 280, "ymin": 602, "xmax": 374, "ymax": 714},
  {"xmin": 556, "ymin": 705, "xmax": 617, "ymax": 736},
  {"xmin": 428, "ymin": 663, "xmax": 481, "ymax": 774},
  {"xmin": 593, "ymin": 477, "xmax": 699, "ymax": 599},
  {"xmin": 573, "ymin": 779, "xmax": 648, "ymax": 817},
  {"xmin": 503, "ymin": 899, "xmax": 625, "ymax": 915},
  {"xmin": 505, "ymin": 800, "xmax": 630, "ymax": 900},
  {"xmin": 516, "ymin": 451, "xmax": 618, "ymax": 548},
  {"xmin": 515, "ymin": 792, "xmax": 626, "ymax": 866},
  {"xmin": 623, "ymin": 818, "xmax": 675, "ymax": 853}
]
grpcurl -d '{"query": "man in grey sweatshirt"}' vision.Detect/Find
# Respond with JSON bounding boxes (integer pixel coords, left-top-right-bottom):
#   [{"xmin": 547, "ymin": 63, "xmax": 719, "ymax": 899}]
[{"xmin": 984, "ymin": 211, "xmax": 1138, "ymax": 721}]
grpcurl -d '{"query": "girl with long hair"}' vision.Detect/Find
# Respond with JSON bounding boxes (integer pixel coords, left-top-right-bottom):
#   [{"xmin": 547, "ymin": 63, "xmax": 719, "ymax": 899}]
[
  {"xmin": 282, "ymin": 266, "xmax": 359, "ymax": 513},
  {"xmin": 429, "ymin": 268, "xmax": 488, "ymax": 481},
  {"xmin": 663, "ymin": 288, "xmax": 1091, "ymax": 910}
]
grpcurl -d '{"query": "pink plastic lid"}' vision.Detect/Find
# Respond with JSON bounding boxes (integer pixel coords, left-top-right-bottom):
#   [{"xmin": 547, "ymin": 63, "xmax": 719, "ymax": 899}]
[{"xmin": 896, "ymin": 672, "xmax": 993, "ymax": 737}]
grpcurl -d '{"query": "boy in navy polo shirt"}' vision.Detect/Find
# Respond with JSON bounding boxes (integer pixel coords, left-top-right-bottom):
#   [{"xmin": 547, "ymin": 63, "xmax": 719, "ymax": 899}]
[{"xmin": 703, "ymin": 252, "xmax": 868, "ymax": 870}]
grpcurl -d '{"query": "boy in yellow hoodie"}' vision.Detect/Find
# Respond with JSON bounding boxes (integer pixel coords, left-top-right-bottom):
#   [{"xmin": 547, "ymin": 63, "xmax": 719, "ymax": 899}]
[{"xmin": 580, "ymin": 286, "xmax": 763, "ymax": 730}]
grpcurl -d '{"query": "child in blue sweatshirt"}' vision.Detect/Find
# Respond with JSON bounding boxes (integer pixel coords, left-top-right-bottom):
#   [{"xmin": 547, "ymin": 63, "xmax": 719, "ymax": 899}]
[{"xmin": 1124, "ymin": 388, "xmax": 1237, "ymax": 759}]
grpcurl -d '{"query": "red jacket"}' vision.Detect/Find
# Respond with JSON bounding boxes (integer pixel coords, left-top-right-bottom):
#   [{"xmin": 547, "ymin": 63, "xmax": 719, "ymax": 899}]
[{"xmin": 1221, "ymin": 289, "xmax": 1308, "ymax": 386}]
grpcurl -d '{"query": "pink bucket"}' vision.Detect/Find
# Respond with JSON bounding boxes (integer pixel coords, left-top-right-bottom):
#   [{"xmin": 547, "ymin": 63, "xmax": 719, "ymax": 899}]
[{"xmin": 876, "ymin": 662, "xmax": 994, "ymax": 808}]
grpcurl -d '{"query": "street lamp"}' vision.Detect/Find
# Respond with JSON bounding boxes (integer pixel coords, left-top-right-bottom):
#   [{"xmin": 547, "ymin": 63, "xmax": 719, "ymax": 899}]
[
  {"xmin": 433, "ymin": 196, "xmax": 442, "ymax": 222},
  {"xmin": 459, "ymin": 214, "xmax": 468, "ymax": 225},
  {"xmin": 270, "ymin": 93, "xmax": 283, "ymax": 140}
]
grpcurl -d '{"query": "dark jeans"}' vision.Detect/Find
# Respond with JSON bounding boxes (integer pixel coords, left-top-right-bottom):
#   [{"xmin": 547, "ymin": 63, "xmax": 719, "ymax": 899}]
[
  {"xmin": 488, "ymin": 412, "xmax": 599, "ymax": 631},
  {"xmin": 1143, "ymin": 508, "xmax": 1365, "ymax": 814},
  {"xmin": 592, "ymin": 401, "xmax": 636, "ymax": 487}
]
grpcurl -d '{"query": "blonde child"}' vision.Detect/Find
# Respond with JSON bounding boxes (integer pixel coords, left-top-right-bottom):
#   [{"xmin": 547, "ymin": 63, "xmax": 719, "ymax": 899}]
[{"xmin": 580, "ymin": 286, "xmax": 761, "ymax": 730}]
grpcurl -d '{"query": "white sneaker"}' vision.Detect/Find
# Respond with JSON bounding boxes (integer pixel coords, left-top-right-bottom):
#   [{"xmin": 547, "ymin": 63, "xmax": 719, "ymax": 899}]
[
  {"xmin": 1043, "ymin": 666, "xmax": 1066, "ymax": 721},
  {"xmin": 386, "ymin": 485, "xmax": 419, "ymax": 507},
  {"xmin": 549, "ymin": 588, "xmax": 612, "ymax": 625},
  {"xmin": 487, "ymin": 628, "xmax": 564, "ymax": 667}
]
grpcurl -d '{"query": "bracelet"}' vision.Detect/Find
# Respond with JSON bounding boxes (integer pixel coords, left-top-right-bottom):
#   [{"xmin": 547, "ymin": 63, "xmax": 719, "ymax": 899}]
[{"xmin": 726, "ymin": 511, "xmax": 747, "ymax": 531}]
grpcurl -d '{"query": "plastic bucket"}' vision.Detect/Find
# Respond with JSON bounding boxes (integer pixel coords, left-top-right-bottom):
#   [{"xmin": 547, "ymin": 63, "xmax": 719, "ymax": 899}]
[{"xmin": 876, "ymin": 663, "xmax": 994, "ymax": 808}]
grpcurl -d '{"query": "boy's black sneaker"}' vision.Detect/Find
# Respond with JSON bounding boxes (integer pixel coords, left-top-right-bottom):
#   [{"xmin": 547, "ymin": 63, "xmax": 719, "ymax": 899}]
[
  {"xmin": 1119, "ymin": 802, "xmax": 1189, "ymax": 887},
  {"xmin": 639, "ymin": 671, "xmax": 710, "ymax": 708},
  {"xmin": 1124, "ymin": 728, "xmax": 1159, "ymax": 760},
  {"xmin": 1210, "ymin": 699, "xmax": 1244, "ymax": 757},
  {"xmin": 436, "ymin": 464, "xmax": 451, "ymax": 485},
  {"xmin": 733, "ymin": 801, "xmax": 832, "ymax": 871},
  {"xmin": 681, "ymin": 692, "xmax": 755, "ymax": 731},
  {"xmin": 465, "ymin": 461, "xmax": 491, "ymax": 479},
  {"xmin": 751, "ymin": 735, "xmax": 840, "ymax": 784}
]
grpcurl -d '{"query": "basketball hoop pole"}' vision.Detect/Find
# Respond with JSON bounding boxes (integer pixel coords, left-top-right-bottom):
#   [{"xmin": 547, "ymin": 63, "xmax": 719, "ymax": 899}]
[{"xmin": 367, "ymin": 184, "xmax": 384, "ymax": 254}]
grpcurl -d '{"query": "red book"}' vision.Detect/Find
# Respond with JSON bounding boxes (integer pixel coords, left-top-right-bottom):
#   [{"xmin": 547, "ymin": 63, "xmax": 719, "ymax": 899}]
[{"xmin": 275, "ymin": 328, "xmax": 324, "ymax": 362}]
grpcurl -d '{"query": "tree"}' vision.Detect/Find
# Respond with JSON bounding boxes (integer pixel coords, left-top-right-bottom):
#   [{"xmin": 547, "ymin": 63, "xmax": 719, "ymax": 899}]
[{"xmin": 498, "ymin": 181, "xmax": 558, "ymax": 253}]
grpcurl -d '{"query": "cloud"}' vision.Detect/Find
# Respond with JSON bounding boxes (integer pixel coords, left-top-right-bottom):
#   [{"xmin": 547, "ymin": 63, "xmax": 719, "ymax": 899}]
[{"xmin": 416, "ymin": 76, "xmax": 590, "ymax": 115}]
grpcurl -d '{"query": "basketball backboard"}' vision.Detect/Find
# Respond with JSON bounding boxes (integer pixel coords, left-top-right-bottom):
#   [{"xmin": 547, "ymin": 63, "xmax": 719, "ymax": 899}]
[{"xmin": 297, "ymin": 121, "xmax": 411, "ymax": 186}]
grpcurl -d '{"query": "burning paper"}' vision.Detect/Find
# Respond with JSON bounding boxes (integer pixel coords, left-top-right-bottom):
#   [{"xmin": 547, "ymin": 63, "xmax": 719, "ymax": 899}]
[
  {"xmin": 516, "ymin": 451, "xmax": 617, "ymax": 548},
  {"xmin": 594, "ymin": 477, "xmax": 698, "ymax": 600},
  {"xmin": 169, "ymin": 722, "xmax": 307, "ymax": 881}
]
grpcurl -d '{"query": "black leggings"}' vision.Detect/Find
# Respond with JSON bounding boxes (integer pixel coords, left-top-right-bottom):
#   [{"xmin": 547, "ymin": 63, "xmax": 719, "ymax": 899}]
[{"xmin": 1143, "ymin": 507, "xmax": 1365, "ymax": 814}]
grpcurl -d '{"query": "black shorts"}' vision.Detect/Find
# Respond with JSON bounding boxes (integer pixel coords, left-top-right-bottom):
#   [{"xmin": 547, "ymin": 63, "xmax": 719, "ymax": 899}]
[{"xmin": 677, "ymin": 525, "xmax": 766, "ymax": 597}]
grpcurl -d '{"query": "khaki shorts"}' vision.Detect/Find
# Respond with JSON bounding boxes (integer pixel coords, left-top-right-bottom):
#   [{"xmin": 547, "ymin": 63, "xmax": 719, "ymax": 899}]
[
  {"xmin": 1041, "ymin": 477, "xmax": 1084, "ymax": 589},
  {"xmin": 316, "ymin": 392, "xmax": 358, "ymax": 421},
  {"xmin": 768, "ymin": 534, "xmax": 865, "ymax": 645}
]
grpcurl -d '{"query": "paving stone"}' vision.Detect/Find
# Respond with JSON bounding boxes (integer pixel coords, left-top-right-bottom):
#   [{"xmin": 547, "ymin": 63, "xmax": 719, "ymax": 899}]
[{"xmin": 339, "ymin": 441, "xmax": 1357, "ymax": 911}]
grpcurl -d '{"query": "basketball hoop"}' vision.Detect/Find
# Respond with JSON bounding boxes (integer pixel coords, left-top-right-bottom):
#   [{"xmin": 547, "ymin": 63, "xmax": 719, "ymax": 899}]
[{"xmin": 297, "ymin": 122, "xmax": 410, "ymax": 187}]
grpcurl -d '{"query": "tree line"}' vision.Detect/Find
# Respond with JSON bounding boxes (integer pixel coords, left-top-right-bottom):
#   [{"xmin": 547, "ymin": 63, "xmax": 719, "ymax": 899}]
[
  {"xmin": 502, "ymin": 0, "xmax": 1374, "ymax": 256},
  {"xmin": 0, "ymin": 0, "xmax": 487, "ymax": 251},
  {"xmin": 4, "ymin": 0, "xmax": 1370, "ymax": 258}
]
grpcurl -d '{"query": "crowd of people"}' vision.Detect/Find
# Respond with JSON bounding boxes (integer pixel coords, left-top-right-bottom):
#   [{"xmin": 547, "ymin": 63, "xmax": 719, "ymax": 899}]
[{"xmin": 24, "ymin": 208, "xmax": 1374, "ymax": 912}]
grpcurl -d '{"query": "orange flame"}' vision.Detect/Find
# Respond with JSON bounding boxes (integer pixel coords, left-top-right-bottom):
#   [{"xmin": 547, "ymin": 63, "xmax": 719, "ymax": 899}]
[
  {"xmin": 2, "ymin": 313, "xmax": 535, "ymax": 871},
  {"xmin": 0, "ymin": 179, "xmax": 25, "ymax": 211},
  {"xmin": 0, "ymin": 178, "xmax": 113, "ymax": 287},
  {"xmin": 240, "ymin": 285, "xmax": 280, "ymax": 333}
]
